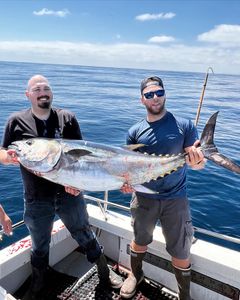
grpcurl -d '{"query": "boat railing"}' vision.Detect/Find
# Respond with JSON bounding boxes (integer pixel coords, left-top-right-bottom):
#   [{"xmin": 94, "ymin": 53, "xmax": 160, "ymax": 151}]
[
  {"xmin": 84, "ymin": 192, "xmax": 240, "ymax": 246},
  {"xmin": 1, "ymin": 192, "xmax": 240, "ymax": 246}
]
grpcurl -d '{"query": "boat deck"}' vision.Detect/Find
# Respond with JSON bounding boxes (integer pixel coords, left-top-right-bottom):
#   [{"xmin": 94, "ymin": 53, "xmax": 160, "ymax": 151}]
[
  {"xmin": 13, "ymin": 248, "xmax": 178, "ymax": 300},
  {"xmin": 1, "ymin": 202, "xmax": 239, "ymax": 300}
]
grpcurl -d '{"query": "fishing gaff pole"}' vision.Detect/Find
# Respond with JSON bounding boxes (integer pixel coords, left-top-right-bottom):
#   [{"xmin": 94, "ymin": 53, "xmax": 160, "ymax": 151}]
[{"xmin": 194, "ymin": 67, "xmax": 214, "ymax": 127}]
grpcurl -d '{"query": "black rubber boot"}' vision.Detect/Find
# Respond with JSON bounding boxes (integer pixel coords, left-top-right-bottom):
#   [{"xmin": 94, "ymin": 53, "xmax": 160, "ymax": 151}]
[
  {"xmin": 120, "ymin": 250, "xmax": 146, "ymax": 299},
  {"xmin": 96, "ymin": 253, "xmax": 123, "ymax": 289},
  {"xmin": 173, "ymin": 265, "xmax": 192, "ymax": 300},
  {"xmin": 22, "ymin": 266, "xmax": 47, "ymax": 300}
]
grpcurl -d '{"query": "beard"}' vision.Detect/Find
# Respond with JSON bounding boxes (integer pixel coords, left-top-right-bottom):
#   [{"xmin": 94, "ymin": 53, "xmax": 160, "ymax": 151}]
[
  {"xmin": 38, "ymin": 102, "xmax": 51, "ymax": 109},
  {"xmin": 146, "ymin": 100, "xmax": 165, "ymax": 116},
  {"xmin": 37, "ymin": 96, "xmax": 51, "ymax": 109}
]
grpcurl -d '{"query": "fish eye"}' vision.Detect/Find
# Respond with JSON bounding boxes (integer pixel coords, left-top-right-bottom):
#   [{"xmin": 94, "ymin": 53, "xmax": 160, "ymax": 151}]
[{"xmin": 26, "ymin": 140, "xmax": 33, "ymax": 146}]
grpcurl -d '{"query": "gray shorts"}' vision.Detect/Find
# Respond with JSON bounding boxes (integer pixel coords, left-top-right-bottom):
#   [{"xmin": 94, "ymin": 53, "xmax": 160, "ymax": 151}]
[{"xmin": 130, "ymin": 194, "xmax": 194, "ymax": 260}]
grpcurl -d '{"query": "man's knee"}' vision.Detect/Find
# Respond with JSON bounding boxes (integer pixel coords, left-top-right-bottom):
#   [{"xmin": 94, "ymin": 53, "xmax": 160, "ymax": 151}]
[
  {"xmin": 172, "ymin": 256, "xmax": 190, "ymax": 269},
  {"xmin": 130, "ymin": 241, "xmax": 147, "ymax": 253}
]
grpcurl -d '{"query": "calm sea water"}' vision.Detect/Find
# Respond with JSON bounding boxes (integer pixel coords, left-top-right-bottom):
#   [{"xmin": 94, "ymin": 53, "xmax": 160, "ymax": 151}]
[{"xmin": 0, "ymin": 61, "xmax": 239, "ymax": 250}]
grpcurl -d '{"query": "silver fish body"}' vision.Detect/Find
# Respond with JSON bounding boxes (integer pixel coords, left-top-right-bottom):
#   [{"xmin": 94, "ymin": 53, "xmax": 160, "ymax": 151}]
[
  {"xmin": 10, "ymin": 139, "xmax": 185, "ymax": 192},
  {"xmin": 10, "ymin": 112, "xmax": 240, "ymax": 193}
]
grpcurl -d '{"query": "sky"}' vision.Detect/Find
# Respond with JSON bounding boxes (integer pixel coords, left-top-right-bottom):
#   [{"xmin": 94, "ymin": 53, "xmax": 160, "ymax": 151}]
[{"xmin": 0, "ymin": 0, "xmax": 240, "ymax": 75}]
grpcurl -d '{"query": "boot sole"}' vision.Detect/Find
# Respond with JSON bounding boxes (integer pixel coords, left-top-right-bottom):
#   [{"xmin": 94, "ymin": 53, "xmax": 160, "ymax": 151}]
[
  {"xmin": 120, "ymin": 275, "xmax": 144, "ymax": 299},
  {"xmin": 109, "ymin": 268, "xmax": 124, "ymax": 289}
]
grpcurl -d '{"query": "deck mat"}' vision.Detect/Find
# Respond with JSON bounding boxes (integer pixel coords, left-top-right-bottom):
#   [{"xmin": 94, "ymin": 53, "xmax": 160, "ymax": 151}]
[
  {"xmin": 14, "ymin": 267, "xmax": 78, "ymax": 300},
  {"xmin": 14, "ymin": 265, "xmax": 177, "ymax": 300},
  {"xmin": 57, "ymin": 266, "xmax": 178, "ymax": 300}
]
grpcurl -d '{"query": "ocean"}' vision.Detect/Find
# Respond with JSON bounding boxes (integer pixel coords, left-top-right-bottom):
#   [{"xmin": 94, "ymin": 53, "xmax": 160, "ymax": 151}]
[{"xmin": 0, "ymin": 61, "xmax": 239, "ymax": 251}]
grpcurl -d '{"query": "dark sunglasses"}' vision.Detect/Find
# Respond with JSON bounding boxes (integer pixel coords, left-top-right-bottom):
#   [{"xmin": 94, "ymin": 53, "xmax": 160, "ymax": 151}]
[{"xmin": 143, "ymin": 89, "xmax": 165, "ymax": 100}]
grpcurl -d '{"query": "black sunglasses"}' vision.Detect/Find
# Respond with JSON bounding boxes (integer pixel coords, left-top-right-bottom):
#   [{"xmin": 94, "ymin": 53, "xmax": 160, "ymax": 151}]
[{"xmin": 143, "ymin": 89, "xmax": 165, "ymax": 100}]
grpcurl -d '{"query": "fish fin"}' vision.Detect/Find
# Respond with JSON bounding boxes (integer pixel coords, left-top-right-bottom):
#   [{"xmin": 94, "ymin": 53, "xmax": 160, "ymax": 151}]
[
  {"xmin": 65, "ymin": 149, "xmax": 92, "ymax": 158},
  {"xmin": 200, "ymin": 111, "xmax": 219, "ymax": 146},
  {"xmin": 200, "ymin": 112, "xmax": 240, "ymax": 174},
  {"xmin": 207, "ymin": 152, "xmax": 240, "ymax": 174},
  {"xmin": 133, "ymin": 184, "xmax": 158, "ymax": 194},
  {"xmin": 124, "ymin": 144, "xmax": 146, "ymax": 151}
]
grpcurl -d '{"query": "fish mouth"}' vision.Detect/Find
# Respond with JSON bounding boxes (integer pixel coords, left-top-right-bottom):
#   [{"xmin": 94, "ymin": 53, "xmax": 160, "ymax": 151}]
[
  {"xmin": 9, "ymin": 140, "xmax": 33, "ymax": 156},
  {"xmin": 8, "ymin": 142, "xmax": 20, "ymax": 151}
]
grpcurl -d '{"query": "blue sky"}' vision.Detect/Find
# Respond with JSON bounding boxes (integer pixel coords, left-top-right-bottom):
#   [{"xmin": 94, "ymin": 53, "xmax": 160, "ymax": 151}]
[{"xmin": 0, "ymin": 0, "xmax": 240, "ymax": 74}]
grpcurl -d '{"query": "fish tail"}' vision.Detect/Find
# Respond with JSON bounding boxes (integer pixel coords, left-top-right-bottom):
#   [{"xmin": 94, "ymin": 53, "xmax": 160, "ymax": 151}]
[{"xmin": 200, "ymin": 112, "xmax": 240, "ymax": 174}]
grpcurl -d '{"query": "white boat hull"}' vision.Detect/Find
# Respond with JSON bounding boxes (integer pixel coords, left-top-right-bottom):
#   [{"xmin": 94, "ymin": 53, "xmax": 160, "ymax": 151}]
[{"xmin": 0, "ymin": 203, "xmax": 239, "ymax": 300}]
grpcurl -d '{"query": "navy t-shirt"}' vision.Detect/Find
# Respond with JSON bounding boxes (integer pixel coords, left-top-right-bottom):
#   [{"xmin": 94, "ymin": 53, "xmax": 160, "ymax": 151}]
[{"xmin": 127, "ymin": 111, "xmax": 198, "ymax": 200}]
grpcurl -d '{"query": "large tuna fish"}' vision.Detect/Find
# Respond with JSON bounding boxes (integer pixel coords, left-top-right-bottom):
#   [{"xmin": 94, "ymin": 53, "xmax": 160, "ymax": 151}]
[{"xmin": 9, "ymin": 112, "xmax": 240, "ymax": 192}]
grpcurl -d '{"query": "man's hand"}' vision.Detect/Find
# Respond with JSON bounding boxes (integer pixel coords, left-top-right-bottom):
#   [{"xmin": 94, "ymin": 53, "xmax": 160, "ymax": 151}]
[
  {"xmin": 0, "ymin": 149, "xmax": 19, "ymax": 165},
  {"xmin": 7, "ymin": 149, "xmax": 20, "ymax": 164},
  {"xmin": 0, "ymin": 207, "xmax": 13, "ymax": 236},
  {"xmin": 65, "ymin": 186, "xmax": 81, "ymax": 196},
  {"xmin": 185, "ymin": 140, "xmax": 206, "ymax": 170},
  {"xmin": 2, "ymin": 215, "xmax": 13, "ymax": 236},
  {"xmin": 120, "ymin": 183, "xmax": 135, "ymax": 194}
]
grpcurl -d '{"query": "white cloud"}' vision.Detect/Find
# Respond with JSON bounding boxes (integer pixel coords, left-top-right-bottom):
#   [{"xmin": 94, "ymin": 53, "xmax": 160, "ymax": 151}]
[
  {"xmin": 136, "ymin": 12, "xmax": 176, "ymax": 21},
  {"xmin": 0, "ymin": 40, "xmax": 239, "ymax": 75},
  {"xmin": 148, "ymin": 35, "xmax": 175, "ymax": 43},
  {"xmin": 198, "ymin": 24, "xmax": 240, "ymax": 47},
  {"xmin": 33, "ymin": 8, "xmax": 70, "ymax": 17}
]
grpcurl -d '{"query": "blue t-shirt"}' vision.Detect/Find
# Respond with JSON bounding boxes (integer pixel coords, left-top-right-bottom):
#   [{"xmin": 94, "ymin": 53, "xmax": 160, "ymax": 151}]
[{"xmin": 126, "ymin": 111, "xmax": 198, "ymax": 200}]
